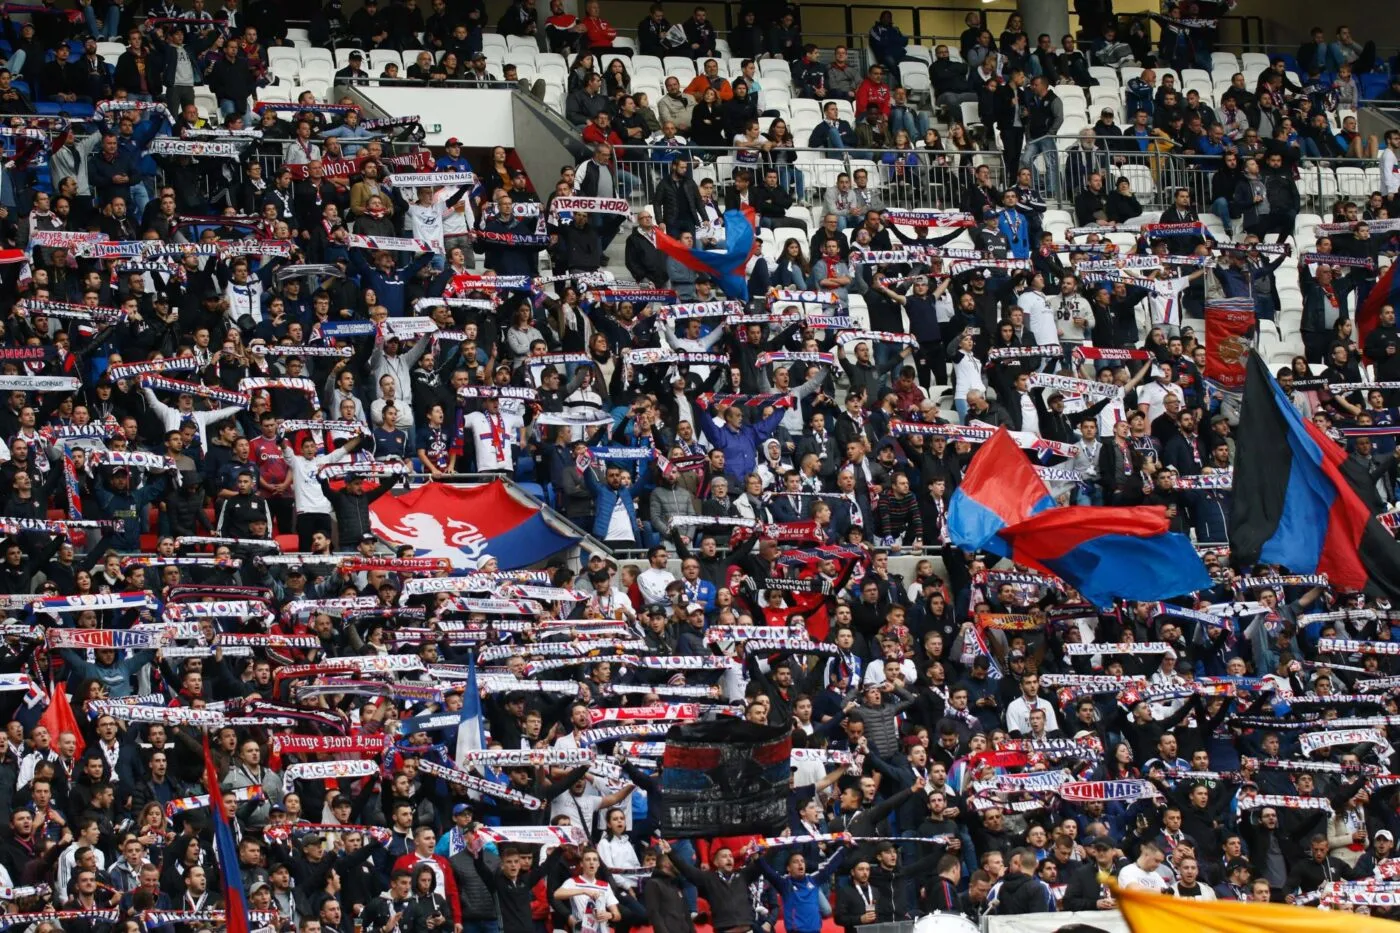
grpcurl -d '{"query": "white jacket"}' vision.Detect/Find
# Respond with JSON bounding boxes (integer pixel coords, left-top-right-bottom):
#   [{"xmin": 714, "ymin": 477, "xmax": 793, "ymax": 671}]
[
  {"xmin": 142, "ymin": 387, "xmax": 243, "ymax": 454},
  {"xmin": 284, "ymin": 443, "xmax": 351, "ymax": 515}
]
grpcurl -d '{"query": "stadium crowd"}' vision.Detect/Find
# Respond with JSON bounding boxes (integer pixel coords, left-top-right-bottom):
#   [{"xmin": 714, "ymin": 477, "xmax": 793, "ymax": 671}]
[
  {"xmin": 555, "ymin": 0, "xmax": 1400, "ymax": 210},
  {"xmin": 0, "ymin": 0, "xmax": 1398, "ymax": 933}
]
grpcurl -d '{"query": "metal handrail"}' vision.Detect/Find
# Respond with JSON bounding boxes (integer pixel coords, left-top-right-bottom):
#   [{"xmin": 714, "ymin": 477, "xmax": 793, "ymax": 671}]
[{"xmin": 597, "ymin": 140, "xmax": 1382, "ymax": 217}]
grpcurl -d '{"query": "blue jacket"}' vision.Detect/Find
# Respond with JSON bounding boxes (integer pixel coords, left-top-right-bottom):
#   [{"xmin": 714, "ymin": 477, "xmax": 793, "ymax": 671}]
[
  {"xmin": 349, "ymin": 249, "xmax": 434, "ymax": 317},
  {"xmin": 60, "ymin": 648, "xmax": 157, "ymax": 698},
  {"xmin": 756, "ymin": 848, "xmax": 845, "ymax": 933},
  {"xmin": 868, "ymin": 22, "xmax": 908, "ymax": 61},
  {"xmin": 97, "ymin": 113, "xmax": 167, "ymax": 179},
  {"xmin": 436, "ymin": 154, "xmax": 474, "ymax": 173},
  {"xmin": 695, "ymin": 403, "xmax": 785, "ymax": 482},
  {"xmin": 93, "ymin": 475, "xmax": 167, "ymax": 550},
  {"xmin": 480, "ymin": 217, "xmax": 542, "ymax": 277},
  {"xmin": 997, "ymin": 208, "xmax": 1031, "ymax": 259},
  {"xmin": 1182, "ymin": 488, "xmax": 1230, "ymax": 546},
  {"xmin": 1125, "ymin": 78, "xmax": 1154, "ymax": 117},
  {"xmin": 582, "ymin": 467, "xmax": 640, "ymax": 541}
]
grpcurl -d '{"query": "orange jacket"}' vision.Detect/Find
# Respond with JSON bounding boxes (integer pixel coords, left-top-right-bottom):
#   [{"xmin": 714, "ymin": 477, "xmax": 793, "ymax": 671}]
[{"xmin": 684, "ymin": 74, "xmax": 733, "ymax": 102}]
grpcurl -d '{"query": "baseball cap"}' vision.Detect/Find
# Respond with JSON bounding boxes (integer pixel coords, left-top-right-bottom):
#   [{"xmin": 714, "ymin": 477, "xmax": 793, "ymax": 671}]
[
  {"xmin": 360, "ymin": 532, "xmax": 377, "ymax": 543},
  {"xmin": 646, "ymin": 603, "xmax": 668, "ymax": 616},
  {"xmin": 453, "ymin": 803, "xmax": 473, "ymax": 816},
  {"xmin": 471, "ymin": 51, "xmax": 487, "ymax": 60},
  {"xmin": 349, "ymin": 50, "xmax": 363, "ymax": 59},
  {"xmin": 1226, "ymin": 857, "xmax": 1250, "ymax": 872},
  {"xmin": 1009, "ymin": 649, "xmax": 1025, "ymax": 660},
  {"xmin": 686, "ymin": 602, "xmax": 704, "ymax": 614},
  {"xmin": 446, "ymin": 137, "xmax": 462, "ymax": 146},
  {"xmin": 1089, "ymin": 836, "xmax": 1113, "ymax": 850},
  {"xmin": 249, "ymin": 880, "xmax": 271, "ymax": 894},
  {"xmin": 1379, "ymin": 830, "xmax": 1395, "ymax": 842}
]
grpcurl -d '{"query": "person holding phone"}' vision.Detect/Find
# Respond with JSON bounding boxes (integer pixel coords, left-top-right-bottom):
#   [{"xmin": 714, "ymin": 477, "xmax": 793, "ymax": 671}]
[{"xmin": 404, "ymin": 864, "xmax": 456, "ymax": 933}]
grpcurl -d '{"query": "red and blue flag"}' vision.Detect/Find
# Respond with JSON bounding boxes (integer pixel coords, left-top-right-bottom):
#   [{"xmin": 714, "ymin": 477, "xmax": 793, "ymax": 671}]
[
  {"xmin": 653, "ymin": 207, "xmax": 756, "ymax": 300},
  {"xmin": 1230, "ymin": 351, "xmax": 1400, "ymax": 597},
  {"xmin": 947, "ymin": 426, "xmax": 1055, "ymax": 557},
  {"xmin": 369, "ymin": 480, "xmax": 580, "ymax": 569},
  {"xmin": 1357, "ymin": 262, "xmax": 1399, "ymax": 361},
  {"xmin": 203, "ymin": 732, "xmax": 250, "ymax": 933},
  {"xmin": 996, "ymin": 505, "xmax": 1212, "ymax": 607}
]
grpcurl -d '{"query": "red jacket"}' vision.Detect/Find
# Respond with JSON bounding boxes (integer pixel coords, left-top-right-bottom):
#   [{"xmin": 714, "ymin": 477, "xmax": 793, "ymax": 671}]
[
  {"xmin": 855, "ymin": 79, "xmax": 891, "ymax": 117},
  {"xmin": 392, "ymin": 852, "xmax": 463, "ymax": 924},
  {"xmin": 582, "ymin": 123, "xmax": 627, "ymax": 160},
  {"xmin": 582, "ymin": 15, "xmax": 617, "ymax": 48}
]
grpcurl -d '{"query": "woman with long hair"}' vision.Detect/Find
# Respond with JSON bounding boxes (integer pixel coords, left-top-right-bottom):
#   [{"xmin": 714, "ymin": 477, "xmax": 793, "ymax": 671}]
[
  {"xmin": 917, "ymin": 126, "xmax": 955, "ymax": 198},
  {"xmin": 882, "ymin": 128, "xmax": 920, "ymax": 206},
  {"xmin": 945, "ymin": 123, "xmax": 977, "ymax": 193},
  {"xmin": 505, "ymin": 303, "xmax": 546, "ymax": 360},
  {"xmin": 1095, "ymin": 741, "xmax": 1141, "ymax": 781},
  {"xmin": 774, "ymin": 238, "xmax": 810, "ymax": 289},
  {"xmin": 764, "ymin": 117, "xmax": 805, "ymax": 198},
  {"xmin": 999, "ymin": 13, "xmax": 1026, "ymax": 56},
  {"xmin": 602, "ymin": 57, "xmax": 631, "ymax": 96},
  {"xmin": 160, "ymin": 832, "xmax": 210, "ymax": 900},
  {"xmin": 568, "ymin": 52, "xmax": 597, "ymax": 93},
  {"xmin": 1290, "ymin": 355, "xmax": 1319, "ymax": 415},
  {"xmin": 478, "ymin": 146, "xmax": 515, "ymax": 205},
  {"xmin": 690, "ymin": 87, "xmax": 728, "ymax": 157},
  {"xmin": 138, "ymin": 800, "xmax": 174, "ymax": 866}
]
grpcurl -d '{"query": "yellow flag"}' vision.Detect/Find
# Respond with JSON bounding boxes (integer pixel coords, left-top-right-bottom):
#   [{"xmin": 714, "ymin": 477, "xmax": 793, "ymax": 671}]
[{"xmin": 1112, "ymin": 878, "xmax": 1400, "ymax": 933}]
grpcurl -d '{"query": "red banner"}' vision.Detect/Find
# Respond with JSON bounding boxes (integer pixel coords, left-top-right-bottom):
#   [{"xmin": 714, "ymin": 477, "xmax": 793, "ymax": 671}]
[{"xmin": 1204, "ymin": 299, "xmax": 1257, "ymax": 391}]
